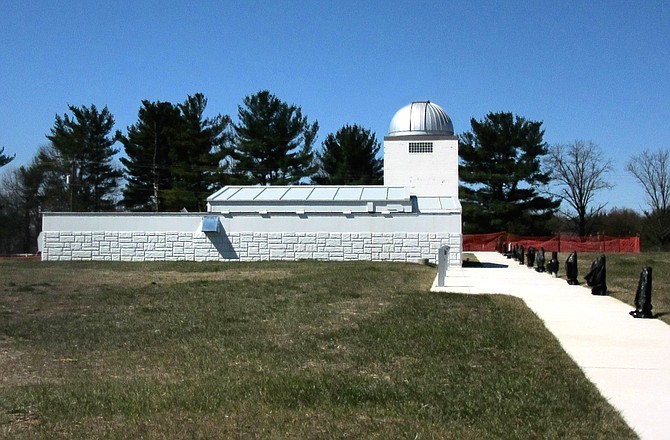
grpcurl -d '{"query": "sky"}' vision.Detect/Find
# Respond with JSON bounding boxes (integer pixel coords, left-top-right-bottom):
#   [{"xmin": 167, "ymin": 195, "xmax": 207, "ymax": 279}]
[{"xmin": 1, "ymin": 0, "xmax": 668, "ymax": 211}]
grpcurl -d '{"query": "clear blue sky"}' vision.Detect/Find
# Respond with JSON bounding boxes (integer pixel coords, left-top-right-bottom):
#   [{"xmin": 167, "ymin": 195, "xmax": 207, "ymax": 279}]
[{"xmin": 1, "ymin": 0, "xmax": 668, "ymax": 211}]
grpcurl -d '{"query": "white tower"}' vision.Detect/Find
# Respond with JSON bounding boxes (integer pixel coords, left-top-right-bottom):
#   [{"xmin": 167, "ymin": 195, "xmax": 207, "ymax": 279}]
[{"xmin": 383, "ymin": 101, "xmax": 459, "ymax": 197}]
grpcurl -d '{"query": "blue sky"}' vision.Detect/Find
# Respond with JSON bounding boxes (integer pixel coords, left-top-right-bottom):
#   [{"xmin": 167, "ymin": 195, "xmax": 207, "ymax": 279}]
[{"xmin": 1, "ymin": 0, "xmax": 668, "ymax": 211}]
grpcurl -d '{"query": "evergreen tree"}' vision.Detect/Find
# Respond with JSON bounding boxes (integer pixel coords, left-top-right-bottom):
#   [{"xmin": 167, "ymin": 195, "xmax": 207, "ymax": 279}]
[
  {"xmin": 313, "ymin": 124, "xmax": 383, "ymax": 185},
  {"xmin": 232, "ymin": 91, "xmax": 318, "ymax": 185},
  {"xmin": 120, "ymin": 94, "xmax": 231, "ymax": 212},
  {"xmin": 0, "ymin": 147, "xmax": 14, "ymax": 168},
  {"xmin": 120, "ymin": 100, "xmax": 184, "ymax": 211},
  {"xmin": 47, "ymin": 105, "xmax": 121, "ymax": 211},
  {"xmin": 459, "ymin": 112, "xmax": 558, "ymax": 235},
  {"xmin": 167, "ymin": 94, "xmax": 232, "ymax": 211}
]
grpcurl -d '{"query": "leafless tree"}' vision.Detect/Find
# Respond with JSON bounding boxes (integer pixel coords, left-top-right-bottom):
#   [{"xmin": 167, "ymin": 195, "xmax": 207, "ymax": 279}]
[
  {"xmin": 626, "ymin": 149, "xmax": 670, "ymax": 247},
  {"xmin": 627, "ymin": 149, "xmax": 670, "ymax": 212},
  {"xmin": 547, "ymin": 140, "xmax": 613, "ymax": 236}
]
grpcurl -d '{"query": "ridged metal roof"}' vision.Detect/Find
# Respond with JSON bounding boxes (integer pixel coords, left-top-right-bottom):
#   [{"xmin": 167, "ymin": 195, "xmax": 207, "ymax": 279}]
[
  {"xmin": 387, "ymin": 101, "xmax": 454, "ymax": 137},
  {"xmin": 207, "ymin": 186, "xmax": 410, "ymax": 203}
]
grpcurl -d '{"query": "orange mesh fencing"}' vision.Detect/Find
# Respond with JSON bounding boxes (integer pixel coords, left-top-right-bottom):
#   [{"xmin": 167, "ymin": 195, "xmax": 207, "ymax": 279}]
[{"xmin": 463, "ymin": 232, "xmax": 640, "ymax": 253}]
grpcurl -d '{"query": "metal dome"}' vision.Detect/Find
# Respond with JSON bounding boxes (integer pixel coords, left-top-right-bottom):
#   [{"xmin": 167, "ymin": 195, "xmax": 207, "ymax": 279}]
[{"xmin": 387, "ymin": 101, "xmax": 454, "ymax": 136}]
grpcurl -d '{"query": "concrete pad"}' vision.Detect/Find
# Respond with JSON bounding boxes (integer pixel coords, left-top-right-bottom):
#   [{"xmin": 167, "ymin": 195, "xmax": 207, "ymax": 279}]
[{"xmin": 431, "ymin": 251, "xmax": 670, "ymax": 440}]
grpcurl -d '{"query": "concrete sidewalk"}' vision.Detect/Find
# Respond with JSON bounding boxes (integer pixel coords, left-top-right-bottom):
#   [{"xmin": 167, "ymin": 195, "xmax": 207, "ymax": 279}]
[{"xmin": 431, "ymin": 251, "xmax": 670, "ymax": 440}]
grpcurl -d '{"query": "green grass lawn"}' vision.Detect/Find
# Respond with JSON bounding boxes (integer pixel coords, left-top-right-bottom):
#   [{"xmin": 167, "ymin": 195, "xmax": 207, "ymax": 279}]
[
  {"xmin": 0, "ymin": 260, "xmax": 636, "ymax": 439},
  {"xmin": 555, "ymin": 252, "xmax": 670, "ymax": 323}
]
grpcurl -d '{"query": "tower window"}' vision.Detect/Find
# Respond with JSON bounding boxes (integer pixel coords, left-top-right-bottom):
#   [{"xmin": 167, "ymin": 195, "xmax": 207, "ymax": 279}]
[{"xmin": 409, "ymin": 142, "xmax": 433, "ymax": 153}]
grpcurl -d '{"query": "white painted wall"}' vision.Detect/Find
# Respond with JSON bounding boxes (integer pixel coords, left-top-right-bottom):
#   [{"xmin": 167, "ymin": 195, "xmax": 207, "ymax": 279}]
[
  {"xmin": 41, "ymin": 211, "xmax": 462, "ymax": 265},
  {"xmin": 383, "ymin": 135, "xmax": 459, "ymax": 197}
]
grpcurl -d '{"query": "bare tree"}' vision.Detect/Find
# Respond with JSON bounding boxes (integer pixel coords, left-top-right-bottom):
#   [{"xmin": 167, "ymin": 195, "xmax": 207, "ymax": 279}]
[
  {"xmin": 626, "ymin": 149, "xmax": 670, "ymax": 247},
  {"xmin": 547, "ymin": 140, "xmax": 613, "ymax": 236},
  {"xmin": 626, "ymin": 149, "xmax": 670, "ymax": 212}
]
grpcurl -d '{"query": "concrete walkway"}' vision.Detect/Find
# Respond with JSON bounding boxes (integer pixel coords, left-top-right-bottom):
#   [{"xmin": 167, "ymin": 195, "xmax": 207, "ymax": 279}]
[{"xmin": 431, "ymin": 251, "xmax": 670, "ymax": 440}]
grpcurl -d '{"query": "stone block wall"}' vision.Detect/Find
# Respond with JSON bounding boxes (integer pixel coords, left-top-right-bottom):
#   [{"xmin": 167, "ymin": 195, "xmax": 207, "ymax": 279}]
[{"xmin": 42, "ymin": 231, "xmax": 461, "ymax": 265}]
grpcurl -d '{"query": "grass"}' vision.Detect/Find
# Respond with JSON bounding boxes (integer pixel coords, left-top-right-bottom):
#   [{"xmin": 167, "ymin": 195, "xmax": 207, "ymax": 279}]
[
  {"xmin": 554, "ymin": 252, "xmax": 670, "ymax": 323},
  {"xmin": 0, "ymin": 260, "xmax": 636, "ymax": 439}
]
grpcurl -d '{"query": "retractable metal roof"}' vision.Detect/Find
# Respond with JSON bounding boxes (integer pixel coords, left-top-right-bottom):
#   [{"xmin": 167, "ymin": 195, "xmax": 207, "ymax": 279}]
[
  {"xmin": 207, "ymin": 186, "xmax": 459, "ymax": 215},
  {"xmin": 208, "ymin": 186, "xmax": 410, "ymax": 203}
]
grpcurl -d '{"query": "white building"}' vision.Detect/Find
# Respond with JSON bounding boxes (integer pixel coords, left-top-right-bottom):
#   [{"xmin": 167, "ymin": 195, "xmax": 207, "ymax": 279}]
[{"xmin": 41, "ymin": 101, "xmax": 462, "ymax": 265}]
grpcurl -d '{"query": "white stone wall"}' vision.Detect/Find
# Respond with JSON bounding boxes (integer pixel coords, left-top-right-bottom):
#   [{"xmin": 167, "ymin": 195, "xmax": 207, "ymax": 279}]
[{"xmin": 42, "ymin": 230, "xmax": 461, "ymax": 265}]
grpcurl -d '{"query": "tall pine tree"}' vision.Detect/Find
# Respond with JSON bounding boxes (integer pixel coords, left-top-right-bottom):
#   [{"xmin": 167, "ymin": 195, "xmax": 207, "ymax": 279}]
[
  {"xmin": 120, "ymin": 94, "xmax": 231, "ymax": 212},
  {"xmin": 313, "ymin": 124, "xmax": 383, "ymax": 185},
  {"xmin": 232, "ymin": 91, "xmax": 318, "ymax": 185},
  {"xmin": 47, "ymin": 105, "xmax": 121, "ymax": 211},
  {"xmin": 459, "ymin": 112, "xmax": 558, "ymax": 235}
]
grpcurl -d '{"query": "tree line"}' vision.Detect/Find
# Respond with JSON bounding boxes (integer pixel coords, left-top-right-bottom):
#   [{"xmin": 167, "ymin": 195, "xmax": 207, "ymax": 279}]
[
  {"xmin": 1, "ymin": 93, "xmax": 669, "ymax": 253},
  {"xmin": 458, "ymin": 112, "xmax": 670, "ymax": 249},
  {"xmin": 0, "ymin": 91, "xmax": 382, "ymax": 253}
]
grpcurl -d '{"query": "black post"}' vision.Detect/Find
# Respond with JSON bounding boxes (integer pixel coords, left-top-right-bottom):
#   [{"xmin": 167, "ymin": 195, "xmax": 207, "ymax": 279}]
[
  {"xmin": 547, "ymin": 251, "xmax": 559, "ymax": 277},
  {"xmin": 526, "ymin": 247, "xmax": 535, "ymax": 268},
  {"xmin": 565, "ymin": 251, "xmax": 579, "ymax": 285},
  {"xmin": 630, "ymin": 267, "xmax": 654, "ymax": 318},
  {"xmin": 535, "ymin": 247, "xmax": 546, "ymax": 273},
  {"xmin": 584, "ymin": 255, "xmax": 607, "ymax": 295}
]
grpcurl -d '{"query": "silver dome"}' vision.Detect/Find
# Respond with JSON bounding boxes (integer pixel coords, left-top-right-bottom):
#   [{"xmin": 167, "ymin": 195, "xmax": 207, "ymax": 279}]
[{"xmin": 387, "ymin": 101, "xmax": 454, "ymax": 136}]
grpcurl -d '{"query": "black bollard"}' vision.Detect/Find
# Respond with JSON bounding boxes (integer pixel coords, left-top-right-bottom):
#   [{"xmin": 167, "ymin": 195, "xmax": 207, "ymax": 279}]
[
  {"xmin": 518, "ymin": 245, "xmax": 525, "ymax": 265},
  {"xmin": 565, "ymin": 251, "xmax": 579, "ymax": 285},
  {"xmin": 584, "ymin": 254, "xmax": 607, "ymax": 295},
  {"xmin": 630, "ymin": 267, "xmax": 654, "ymax": 318},
  {"xmin": 526, "ymin": 247, "xmax": 535, "ymax": 268},
  {"xmin": 547, "ymin": 251, "xmax": 559, "ymax": 277},
  {"xmin": 535, "ymin": 247, "xmax": 546, "ymax": 273}
]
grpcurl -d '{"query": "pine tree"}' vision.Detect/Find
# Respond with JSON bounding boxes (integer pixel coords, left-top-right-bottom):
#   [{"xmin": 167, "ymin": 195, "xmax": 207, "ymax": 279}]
[
  {"xmin": 47, "ymin": 105, "xmax": 121, "ymax": 211},
  {"xmin": 120, "ymin": 94, "xmax": 231, "ymax": 212},
  {"xmin": 459, "ymin": 112, "xmax": 559, "ymax": 235},
  {"xmin": 313, "ymin": 124, "xmax": 383, "ymax": 185},
  {"xmin": 0, "ymin": 147, "xmax": 14, "ymax": 168},
  {"xmin": 232, "ymin": 91, "xmax": 318, "ymax": 185},
  {"xmin": 120, "ymin": 100, "xmax": 183, "ymax": 211}
]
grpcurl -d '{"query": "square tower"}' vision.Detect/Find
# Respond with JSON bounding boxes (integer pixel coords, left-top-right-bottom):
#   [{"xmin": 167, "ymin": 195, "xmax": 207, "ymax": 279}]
[{"xmin": 383, "ymin": 101, "xmax": 459, "ymax": 197}]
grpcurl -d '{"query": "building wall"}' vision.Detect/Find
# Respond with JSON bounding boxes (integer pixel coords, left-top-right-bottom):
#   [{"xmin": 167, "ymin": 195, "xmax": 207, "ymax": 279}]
[
  {"xmin": 42, "ymin": 212, "xmax": 462, "ymax": 265},
  {"xmin": 383, "ymin": 135, "xmax": 459, "ymax": 197}
]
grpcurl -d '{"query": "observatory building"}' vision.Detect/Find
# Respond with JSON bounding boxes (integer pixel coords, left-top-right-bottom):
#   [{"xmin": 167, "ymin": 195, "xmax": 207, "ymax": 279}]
[{"xmin": 41, "ymin": 101, "xmax": 462, "ymax": 265}]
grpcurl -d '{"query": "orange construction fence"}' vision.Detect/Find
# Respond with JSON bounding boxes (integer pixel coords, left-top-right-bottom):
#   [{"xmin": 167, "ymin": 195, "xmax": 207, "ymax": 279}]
[{"xmin": 463, "ymin": 232, "xmax": 640, "ymax": 253}]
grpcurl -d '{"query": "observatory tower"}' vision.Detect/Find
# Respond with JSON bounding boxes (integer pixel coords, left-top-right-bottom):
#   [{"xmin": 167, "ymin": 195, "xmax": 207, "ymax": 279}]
[{"xmin": 384, "ymin": 101, "xmax": 459, "ymax": 198}]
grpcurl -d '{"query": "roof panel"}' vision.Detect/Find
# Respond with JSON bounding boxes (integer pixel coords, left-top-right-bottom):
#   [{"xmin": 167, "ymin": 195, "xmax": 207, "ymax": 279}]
[
  {"xmin": 416, "ymin": 196, "xmax": 460, "ymax": 212},
  {"xmin": 229, "ymin": 187, "xmax": 264, "ymax": 201},
  {"xmin": 283, "ymin": 187, "xmax": 314, "ymax": 200},
  {"xmin": 334, "ymin": 187, "xmax": 363, "ymax": 201},
  {"xmin": 309, "ymin": 187, "xmax": 339, "ymax": 200},
  {"xmin": 387, "ymin": 187, "xmax": 407, "ymax": 200},
  {"xmin": 361, "ymin": 187, "xmax": 388, "ymax": 200},
  {"xmin": 439, "ymin": 197, "xmax": 459, "ymax": 210},
  {"xmin": 255, "ymin": 187, "xmax": 289, "ymax": 201},
  {"xmin": 215, "ymin": 187, "xmax": 242, "ymax": 201},
  {"xmin": 416, "ymin": 197, "xmax": 442, "ymax": 211}
]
